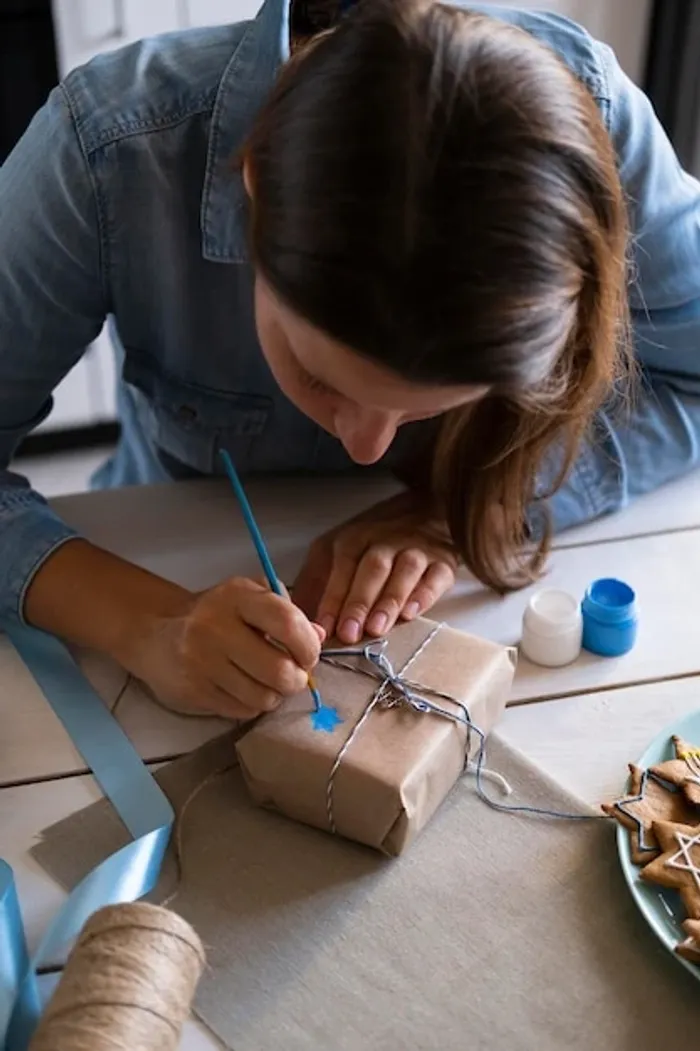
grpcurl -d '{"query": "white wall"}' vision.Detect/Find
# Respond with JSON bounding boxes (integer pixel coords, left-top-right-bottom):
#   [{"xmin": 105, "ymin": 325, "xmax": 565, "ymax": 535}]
[
  {"xmin": 489, "ymin": 0, "xmax": 652, "ymax": 83},
  {"xmin": 52, "ymin": 1, "xmax": 263, "ymax": 78}
]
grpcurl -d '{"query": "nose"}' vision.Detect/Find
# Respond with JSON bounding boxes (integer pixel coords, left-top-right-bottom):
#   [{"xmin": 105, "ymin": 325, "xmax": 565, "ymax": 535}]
[{"xmin": 333, "ymin": 408, "xmax": 399, "ymax": 465}]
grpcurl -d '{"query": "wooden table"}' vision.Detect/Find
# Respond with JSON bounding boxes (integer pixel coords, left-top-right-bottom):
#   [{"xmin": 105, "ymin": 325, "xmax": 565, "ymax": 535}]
[{"xmin": 2, "ymin": 471, "xmax": 700, "ymax": 1049}]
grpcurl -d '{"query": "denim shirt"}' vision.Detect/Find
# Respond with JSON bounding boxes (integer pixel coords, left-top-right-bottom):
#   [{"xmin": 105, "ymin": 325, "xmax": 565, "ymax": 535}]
[{"xmin": 1, "ymin": 0, "xmax": 700, "ymax": 622}]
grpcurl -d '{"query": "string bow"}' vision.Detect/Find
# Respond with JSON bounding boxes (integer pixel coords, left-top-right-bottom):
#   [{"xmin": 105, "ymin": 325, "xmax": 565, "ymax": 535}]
[{"xmin": 322, "ymin": 627, "xmax": 474, "ymax": 725}]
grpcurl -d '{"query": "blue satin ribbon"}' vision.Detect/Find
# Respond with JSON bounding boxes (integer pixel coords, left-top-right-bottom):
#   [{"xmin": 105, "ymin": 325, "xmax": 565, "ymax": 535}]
[{"xmin": 0, "ymin": 624, "xmax": 174, "ymax": 1051}]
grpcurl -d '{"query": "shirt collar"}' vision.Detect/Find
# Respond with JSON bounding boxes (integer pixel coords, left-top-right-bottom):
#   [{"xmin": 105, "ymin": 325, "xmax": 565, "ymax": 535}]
[{"xmin": 201, "ymin": 0, "xmax": 290, "ymax": 263}]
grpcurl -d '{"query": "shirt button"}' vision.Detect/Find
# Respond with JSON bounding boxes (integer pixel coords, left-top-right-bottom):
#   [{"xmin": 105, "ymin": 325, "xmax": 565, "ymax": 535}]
[{"xmin": 177, "ymin": 404, "xmax": 197, "ymax": 423}]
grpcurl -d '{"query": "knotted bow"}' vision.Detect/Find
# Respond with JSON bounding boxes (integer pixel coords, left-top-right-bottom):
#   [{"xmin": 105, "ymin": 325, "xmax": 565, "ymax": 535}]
[{"xmin": 322, "ymin": 628, "xmax": 474, "ymax": 723}]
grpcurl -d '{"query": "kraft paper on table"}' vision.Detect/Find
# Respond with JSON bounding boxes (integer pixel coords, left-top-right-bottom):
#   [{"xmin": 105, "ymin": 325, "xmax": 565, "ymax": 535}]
[
  {"xmin": 32, "ymin": 732, "xmax": 700, "ymax": 1051},
  {"xmin": 237, "ymin": 617, "xmax": 516, "ymax": 855}
]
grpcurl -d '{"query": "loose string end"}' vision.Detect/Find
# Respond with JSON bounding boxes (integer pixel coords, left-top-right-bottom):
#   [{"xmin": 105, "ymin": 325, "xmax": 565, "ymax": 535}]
[{"xmin": 467, "ymin": 763, "xmax": 513, "ymax": 797}]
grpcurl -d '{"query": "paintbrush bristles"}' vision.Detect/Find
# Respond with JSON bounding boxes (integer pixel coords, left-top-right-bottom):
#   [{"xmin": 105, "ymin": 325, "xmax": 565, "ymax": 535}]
[{"xmin": 29, "ymin": 903, "xmax": 205, "ymax": 1051}]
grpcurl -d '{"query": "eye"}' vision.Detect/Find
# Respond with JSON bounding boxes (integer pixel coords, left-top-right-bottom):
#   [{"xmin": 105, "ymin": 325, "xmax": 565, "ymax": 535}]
[
  {"xmin": 297, "ymin": 362, "xmax": 334, "ymax": 396},
  {"xmin": 306, "ymin": 375, "xmax": 332, "ymax": 395}
]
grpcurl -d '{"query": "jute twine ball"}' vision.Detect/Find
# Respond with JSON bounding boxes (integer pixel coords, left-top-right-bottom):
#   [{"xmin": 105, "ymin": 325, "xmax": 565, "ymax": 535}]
[{"xmin": 29, "ymin": 903, "xmax": 205, "ymax": 1051}]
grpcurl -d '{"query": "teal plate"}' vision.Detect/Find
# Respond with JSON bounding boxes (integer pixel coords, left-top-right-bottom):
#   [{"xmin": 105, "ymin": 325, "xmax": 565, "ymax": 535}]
[{"xmin": 617, "ymin": 708, "xmax": 700, "ymax": 980}]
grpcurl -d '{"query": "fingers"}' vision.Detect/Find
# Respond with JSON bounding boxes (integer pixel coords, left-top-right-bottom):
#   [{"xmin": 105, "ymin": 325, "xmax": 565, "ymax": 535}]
[
  {"xmin": 194, "ymin": 674, "xmax": 280, "ymax": 720},
  {"xmin": 179, "ymin": 613, "xmax": 306, "ymax": 699},
  {"xmin": 178, "ymin": 579, "xmax": 322, "ymax": 704},
  {"xmin": 207, "ymin": 654, "xmax": 286, "ymax": 714},
  {"xmin": 316, "ymin": 544, "xmax": 365, "ymax": 641},
  {"xmin": 317, "ymin": 534, "xmax": 457, "ymax": 645},
  {"xmin": 401, "ymin": 561, "xmax": 456, "ymax": 621},
  {"xmin": 182, "ymin": 626, "xmax": 313, "ymax": 716},
  {"xmin": 334, "ymin": 547, "xmax": 425, "ymax": 643},
  {"xmin": 233, "ymin": 585, "xmax": 322, "ymax": 672},
  {"xmin": 333, "ymin": 545, "xmax": 396, "ymax": 644},
  {"xmin": 333, "ymin": 552, "xmax": 455, "ymax": 644}
]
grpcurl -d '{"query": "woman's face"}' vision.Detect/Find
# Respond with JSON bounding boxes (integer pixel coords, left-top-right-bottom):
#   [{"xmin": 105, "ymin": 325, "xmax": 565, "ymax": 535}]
[{"xmin": 254, "ymin": 276, "xmax": 486, "ymax": 465}]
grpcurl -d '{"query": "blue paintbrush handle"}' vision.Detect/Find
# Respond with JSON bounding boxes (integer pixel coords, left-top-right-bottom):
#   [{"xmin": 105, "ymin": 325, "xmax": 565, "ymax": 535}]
[
  {"xmin": 219, "ymin": 449, "xmax": 325, "ymax": 714},
  {"xmin": 219, "ymin": 449, "xmax": 283, "ymax": 596}
]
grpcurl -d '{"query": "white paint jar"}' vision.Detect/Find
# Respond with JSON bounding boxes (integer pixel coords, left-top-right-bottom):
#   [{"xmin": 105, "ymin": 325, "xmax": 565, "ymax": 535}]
[{"xmin": 520, "ymin": 588, "xmax": 583, "ymax": 668}]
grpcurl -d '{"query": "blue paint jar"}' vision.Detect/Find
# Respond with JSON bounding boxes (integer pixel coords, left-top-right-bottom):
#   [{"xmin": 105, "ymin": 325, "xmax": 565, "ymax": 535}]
[{"xmin": 581, "ymin": 578, "xmax": 638, "ymax": 657}]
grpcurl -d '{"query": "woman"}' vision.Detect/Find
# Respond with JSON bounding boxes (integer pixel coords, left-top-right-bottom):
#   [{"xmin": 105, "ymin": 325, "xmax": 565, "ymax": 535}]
[{"xmin": 1, "ymin": 0, "xmax": 699, "ymax": 717}]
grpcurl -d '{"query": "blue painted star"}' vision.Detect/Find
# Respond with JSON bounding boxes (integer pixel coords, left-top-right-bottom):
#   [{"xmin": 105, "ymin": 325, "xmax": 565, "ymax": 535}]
[{"xmin": 311, "ymin": 704, "xmax": 343, "ymax": 734}]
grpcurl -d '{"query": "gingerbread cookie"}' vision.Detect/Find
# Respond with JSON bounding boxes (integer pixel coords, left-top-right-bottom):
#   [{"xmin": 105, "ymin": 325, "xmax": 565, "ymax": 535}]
[
  {"xmin": 640, "ymin": 820, "xmax": 700, "ymax": 919},
  {"xmin": 602, "ymin": 765, "xmax": 699, "ymax": 864},
  {"xmin": 651, "ymin": 736, "xmax": 700, "ymax": 807},
  {"xmin": 676, "ymin": 918, "xmax": 700, "ymax": 965}
]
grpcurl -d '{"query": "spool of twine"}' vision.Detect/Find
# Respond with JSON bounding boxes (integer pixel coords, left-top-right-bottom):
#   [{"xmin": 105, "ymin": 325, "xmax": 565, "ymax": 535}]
[{"xmin": 28, "ymin": 902, "xmax": 205, "ymax": 1051}]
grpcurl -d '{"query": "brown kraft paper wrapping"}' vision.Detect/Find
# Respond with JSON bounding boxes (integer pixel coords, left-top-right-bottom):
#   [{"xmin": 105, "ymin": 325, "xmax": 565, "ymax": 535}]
[{"xmin": 236, "ymin": 617, "xmax": 517, "ymax": 856}]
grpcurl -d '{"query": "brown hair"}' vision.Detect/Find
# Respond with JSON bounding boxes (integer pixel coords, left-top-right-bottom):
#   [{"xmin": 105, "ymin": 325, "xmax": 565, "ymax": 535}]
[{"xmin": 244, "ymin": 0, "xmax": 631, "ymax": 590}]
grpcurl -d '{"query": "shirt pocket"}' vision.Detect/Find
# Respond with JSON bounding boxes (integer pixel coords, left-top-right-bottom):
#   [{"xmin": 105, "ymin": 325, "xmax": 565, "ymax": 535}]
[{"xmin": 123, "ymin": 350, "xmax": 272, "ymax": 476}]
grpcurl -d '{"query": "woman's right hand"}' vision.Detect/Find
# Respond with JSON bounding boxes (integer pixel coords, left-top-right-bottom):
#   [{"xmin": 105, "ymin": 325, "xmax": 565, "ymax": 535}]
[
  {"xmin": 126, "ymin": 577, "xmax": 325, "ymax": 718},
  {"xmin": 24, "ymin": 539, "xmax": 324, "ymax": 721}
]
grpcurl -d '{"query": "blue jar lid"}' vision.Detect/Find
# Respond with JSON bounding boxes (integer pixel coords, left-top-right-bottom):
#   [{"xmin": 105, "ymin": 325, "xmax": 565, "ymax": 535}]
[{"xmin": 582, "ymin": 578, "xmax": 636, "ymax": 625}]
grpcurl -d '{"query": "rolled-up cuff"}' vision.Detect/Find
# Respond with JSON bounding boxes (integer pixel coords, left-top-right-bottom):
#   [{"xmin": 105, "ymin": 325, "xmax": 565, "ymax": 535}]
[{"xmin": 0, "ymin": 489, "xmax": 80, "ymax": 624}]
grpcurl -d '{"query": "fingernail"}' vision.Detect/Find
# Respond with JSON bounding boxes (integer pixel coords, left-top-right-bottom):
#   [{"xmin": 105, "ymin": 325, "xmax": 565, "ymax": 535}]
[
  {"xmin": 340, "ymin": 618, "xmax": 361, "ymax": 643},
  {"xmin": 403, "ymin": 602, "xmax": 420, "ymax": 621},
  {"xmin": 367, "ymin": 612, "xmax": 387, "ymax": 635},
  {"xmin": 313, "ymin": 622, "xmax": 327, "ymax": 642},
  {"xmin": 321, "ymin": 615, "xmax": 335, "ymax": 637}
]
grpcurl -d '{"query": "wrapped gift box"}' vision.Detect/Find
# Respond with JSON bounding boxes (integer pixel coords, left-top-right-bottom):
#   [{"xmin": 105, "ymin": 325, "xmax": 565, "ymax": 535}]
[{"xmin": 236, "ymin": 618, "xmax": 516, "ymax": 856}]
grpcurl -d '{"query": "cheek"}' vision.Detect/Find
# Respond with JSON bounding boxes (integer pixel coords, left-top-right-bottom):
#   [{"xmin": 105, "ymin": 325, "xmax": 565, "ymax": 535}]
[
  {"xmin": 254, "ymin": 313, "xmax": 337, "ymax": 431},
  {"xmin": 255, "ymin": 293, "xmax": 298, "ymax": 393},
  {"xmin": 254, "ymin": 290, "xmax": 338, "ymax": 432},
  {"xmin": 254, "ymin": 290, "xmax": 283, "ymax": 367},
  {"xmin": 285, "ymin": 384, "xmax": 337, "ymax": 430},
  {"xmin": 274, "ymin": 366, "xmax": 338, "ymax": 432}
]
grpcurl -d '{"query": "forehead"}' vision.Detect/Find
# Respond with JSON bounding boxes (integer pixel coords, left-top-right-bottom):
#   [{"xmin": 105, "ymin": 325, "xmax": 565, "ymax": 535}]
[{"xmin": 274, "ymin": 289, "xmax": 484, "ymax": 412}]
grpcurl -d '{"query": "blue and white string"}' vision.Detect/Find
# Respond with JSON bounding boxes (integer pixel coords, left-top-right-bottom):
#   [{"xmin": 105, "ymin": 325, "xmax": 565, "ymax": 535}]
[{"xmin": 320, "ymin": 624, "xmax": 601, "ymax": 830}]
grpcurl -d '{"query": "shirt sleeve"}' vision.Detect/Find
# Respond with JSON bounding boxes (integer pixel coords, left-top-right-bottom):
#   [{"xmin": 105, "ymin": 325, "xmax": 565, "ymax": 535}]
[
  {"xmin": 543, "ymin": 42, "xmax": 700, "ymax": 534},
  {"xmin": 0, "ymin": 84, "xmax": 108, "ymax": 622}
]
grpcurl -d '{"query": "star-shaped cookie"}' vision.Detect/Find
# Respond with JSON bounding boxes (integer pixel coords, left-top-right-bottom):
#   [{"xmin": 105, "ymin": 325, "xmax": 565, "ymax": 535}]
[
  {"xmin": 601, "ymin": 765, "xmax": 699, "ymax": 864},
  {"xmin": 650, "ymin": 736, "xmax": 700, "ymax": 806},
  {"xmin": 676, "ymin": 918, "xmax": 700, "ymax": 965},
  {"xmin": 640, "ymin": 820, "xmax": 700, "ymax": 919}
]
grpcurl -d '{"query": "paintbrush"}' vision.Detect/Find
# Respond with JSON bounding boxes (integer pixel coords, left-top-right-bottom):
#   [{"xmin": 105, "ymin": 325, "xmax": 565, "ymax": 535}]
[{"xmin": 219, "ymin": 449, "xmax": 323, "ymax": 712}]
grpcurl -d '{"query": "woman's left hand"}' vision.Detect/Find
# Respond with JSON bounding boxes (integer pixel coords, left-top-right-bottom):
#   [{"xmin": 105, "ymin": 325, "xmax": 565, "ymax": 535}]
[{"xmin": 292, "ymin": 492, "xmax": 458, "ymax": 645}]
